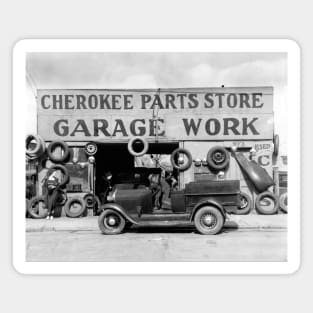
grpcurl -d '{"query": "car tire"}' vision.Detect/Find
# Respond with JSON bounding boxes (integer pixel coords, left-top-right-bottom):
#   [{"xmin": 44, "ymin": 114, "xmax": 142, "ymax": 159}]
[
  {"xmin": 64, "ymin": 197, "xmax": 86, "ymax": 218},
  {"xmin": 83, "ymin": 193, "xmax": 100, "ymax": 207},
  {"xmin": 98, "ymin": 209, "xmax": 126, "ymax": 235},
  {"xmin": 207, "ymin": 146, "xmax": 230, "ymax": 171},
  {"xmin": 194, "ymin": 206, "xmax": 224, "ymax": 235},
  {"xmin": 236, "ymin": 192, "xmax": 252, "ymax": 215},
  {"xmin": 255, "ymin": 191, "xmax": 279, "ymax": 215},
  {"xmin": 127, "ymin": 137, "xmax": 149, "ymax": 157},
  {"xmin": 47, "ymin": 140, "xmax": 70, "ymax": 163},
  {"xmin": 49, "ymin": 164, "xmax": 70, "ymax": 188},
  {"xmin": 27, "ymin": 196, "xmax": 48, "ymax": 219},
  {"xmin": 279, "ymin": 193, "xmax": 288, "ymax": 213},
  {"xmin": 84, "ymin": 193, "xmax": 101, "ymax": 215},
  {"xmin": 170, "ymin": 148, "xmax": 193, "ymax": 171}
]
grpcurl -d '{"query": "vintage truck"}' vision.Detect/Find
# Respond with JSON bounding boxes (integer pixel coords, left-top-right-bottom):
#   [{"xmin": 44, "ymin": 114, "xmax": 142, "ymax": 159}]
[{"xmin": 98, "ymin": 172, "xmax": 241, "ymax": 235}]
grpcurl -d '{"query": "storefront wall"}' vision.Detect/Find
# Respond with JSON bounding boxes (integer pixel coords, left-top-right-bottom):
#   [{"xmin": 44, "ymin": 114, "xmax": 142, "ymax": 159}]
[{"xmin": 36, "ymin": 87, "xmax": 275, "ymax": 206}]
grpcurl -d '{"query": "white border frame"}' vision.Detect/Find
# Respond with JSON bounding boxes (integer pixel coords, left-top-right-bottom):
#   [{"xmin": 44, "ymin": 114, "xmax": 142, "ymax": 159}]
[{"xmin": 13, "ymin": 39, "xmax": 300, "ymax": 274}]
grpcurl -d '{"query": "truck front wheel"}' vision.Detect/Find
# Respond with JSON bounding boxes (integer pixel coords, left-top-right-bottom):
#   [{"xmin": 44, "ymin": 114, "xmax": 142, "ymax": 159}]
[
  {"xmin": 194, "ymin": 206, "xmax": 224, "ymax": 235},
  {"xmin": 98, "ymin": 209, "xmax": 126, "ymax": 235}
]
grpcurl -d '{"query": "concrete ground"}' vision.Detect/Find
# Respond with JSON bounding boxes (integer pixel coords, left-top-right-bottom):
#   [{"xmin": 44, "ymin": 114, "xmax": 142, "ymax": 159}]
[
  {"xmin": 26, "ymin": 215, "xmax": 287, "ymax": 262},
  {"xmin": 26, "ymin": 215, "xmax": 287, "ymax": 232}
]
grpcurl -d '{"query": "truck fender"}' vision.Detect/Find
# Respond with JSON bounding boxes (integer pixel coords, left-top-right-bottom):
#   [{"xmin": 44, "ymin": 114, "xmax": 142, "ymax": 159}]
[
  {"xmin": 190, "ymin": 199, "xmax": 226, "ymax": 221},
  {"xmin": 99, "ymin": 203, "xmax": 139, "ymax": 225}
]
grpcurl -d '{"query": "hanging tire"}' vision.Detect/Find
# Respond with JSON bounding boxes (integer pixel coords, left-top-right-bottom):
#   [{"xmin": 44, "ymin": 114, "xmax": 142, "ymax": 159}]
[
  {"xmin": 64, "ymin": 197, "xmax": 86, "ymax": 218},
  {"xmin": 98, "ymin": 209, "xmax": 126, "ymax": 235},
  {"xmin": 85, "ymin": 142, "xmax": 98, "ymax": 156},
  {"xmin": 255, "ymin": 191, "xmax": 279, "ymax": 215},
  {"xmin": 27, "ymin": 196, "xmax": 48, "ymax": 219},
  {"xmin": 194, "ymin": 206, "xmax": 224, "ymax": 235},
  {"xmin": 26, "ymin": 134, "xmax": 46, "ymax": 160},
  {"xmin": 49, "ymin": 164, "xmax": 70, "ymax": 188},
  {"xmin": 170, "ymin": 148, "xmax": 193, "ymax": 171},
  {"xmin": 127, "ymin": 137, "xmax": 149, "ymax": 157},
  {"xmin": 207, "ymin": 146, "xmax": 230, "ymax": 171},
  {"xmin": 273, "ymin": 134, "xmax": 279, "ymax": 156},
  {"xmin": 236, "ymin": 192, "xmax": 252, "ymax": 215},
  {"xmin": 279, "ymin": 193, "xmax": 288, "ymax": 213},
  {"xmin": 47, "ymin": 140, "xmax": 70, "ymax": 163}
]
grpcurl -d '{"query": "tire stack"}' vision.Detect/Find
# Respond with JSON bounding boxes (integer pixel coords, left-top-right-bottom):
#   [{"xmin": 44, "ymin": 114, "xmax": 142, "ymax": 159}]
[
  {"xmin": 26, "ymin": 134, "xmax": 46, "ymax": 161},
  {"xmin": 27, "ymin": 139, "xmax": 76, "ymax": 218},
  {"xmin": 48, "ymin": 141, "xmax": 88, "ymax": 218}
]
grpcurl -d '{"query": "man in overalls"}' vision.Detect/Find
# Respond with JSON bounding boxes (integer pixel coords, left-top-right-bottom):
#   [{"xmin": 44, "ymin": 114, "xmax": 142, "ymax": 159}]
[{"xmin": 43, "ymin": 168, "xmax": 60, "ymax": 220}]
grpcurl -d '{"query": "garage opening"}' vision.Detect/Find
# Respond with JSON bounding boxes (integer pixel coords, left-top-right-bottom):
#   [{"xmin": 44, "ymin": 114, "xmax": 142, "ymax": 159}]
[{"xmin": 94, "ymin": 142, "xmax": 179, "ymax": 209}]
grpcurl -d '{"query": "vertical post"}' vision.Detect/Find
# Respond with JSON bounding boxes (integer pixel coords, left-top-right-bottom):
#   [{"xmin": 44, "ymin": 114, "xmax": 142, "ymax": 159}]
[{"xmin": 273, "ymin": 166, "xmax": 279, "ymax": 197}]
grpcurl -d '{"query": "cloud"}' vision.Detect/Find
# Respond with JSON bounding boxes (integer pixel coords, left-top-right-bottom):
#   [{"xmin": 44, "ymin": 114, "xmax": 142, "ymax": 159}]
[
  {"xmin": 108, "ymin": 74, "xmax": 158, "ymax": 89},
  {"xmin": 189, "ymin": 58, "xmax": 287, "ymax": 87}
]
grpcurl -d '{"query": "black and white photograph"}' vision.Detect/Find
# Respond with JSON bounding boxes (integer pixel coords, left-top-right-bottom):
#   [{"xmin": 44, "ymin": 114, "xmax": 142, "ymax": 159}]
[{"xmin": 13, "ymin": 39, "xmax": 299, "ymax": 274}]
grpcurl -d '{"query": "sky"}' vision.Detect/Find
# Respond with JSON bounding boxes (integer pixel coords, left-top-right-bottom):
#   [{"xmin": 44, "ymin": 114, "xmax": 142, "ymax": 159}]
[{"xmin": 26, "ymin": 52, "xmax": 288, "ymax": 153}]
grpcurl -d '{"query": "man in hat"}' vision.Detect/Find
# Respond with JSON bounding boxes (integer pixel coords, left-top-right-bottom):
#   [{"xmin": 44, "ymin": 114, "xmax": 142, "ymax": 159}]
[{"xmin": 42, "ymin": 168, "xmax": 61, "ymax": 220}]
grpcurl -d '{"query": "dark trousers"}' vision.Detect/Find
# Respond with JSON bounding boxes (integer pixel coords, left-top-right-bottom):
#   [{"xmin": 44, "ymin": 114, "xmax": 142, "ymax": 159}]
[{"xmin": 45, "ymin": 187, "xmax": 59, "ymax": 216}]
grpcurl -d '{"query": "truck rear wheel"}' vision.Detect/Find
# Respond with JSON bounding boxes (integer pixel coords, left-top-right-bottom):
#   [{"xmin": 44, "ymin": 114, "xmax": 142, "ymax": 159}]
[
  {"xmin": 236, "ymin": 192, "xmax": 252, "ymax": 215},
  {"xmin": 194, "ymin": 206, "xmax": 224, "ymax": 235},
  {"xmin": 98, "ymin": 209, "xmax": 126, "ymax": 235}
]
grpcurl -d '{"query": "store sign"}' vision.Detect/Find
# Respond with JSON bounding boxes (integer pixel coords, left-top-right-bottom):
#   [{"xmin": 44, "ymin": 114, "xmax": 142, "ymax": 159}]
[{"xmin": 37, "ymin": 87, "xmax": 274, "ymax": 141}]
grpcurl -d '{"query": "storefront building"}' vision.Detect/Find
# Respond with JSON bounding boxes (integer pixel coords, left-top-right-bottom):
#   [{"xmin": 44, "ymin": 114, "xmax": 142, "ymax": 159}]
[{"xmin": 34, "ymin": 86, "xmax": 278, "ymax": 214}]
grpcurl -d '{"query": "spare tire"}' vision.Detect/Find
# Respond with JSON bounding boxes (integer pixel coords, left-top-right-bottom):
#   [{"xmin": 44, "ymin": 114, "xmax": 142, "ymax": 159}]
[
  {"xmin": 49, "ymin": 164, "xmax": 70, "ymax": 188},
  {"xmin": 170, "ymin": 148, "xmax": 193, "ymax": 171},
  {"xmin": 47, "ymin": 140, "xmax": 70, "ymax": 163},
  {"xmin": 207, "ymin": 146, "xmax": 230, "ymax": 171},
  {"xmin": 27, "ymin": 196, "xmax": 48, "ymax": 219},
  {"xmin": 236, "ymin": 192, "xmax": 252, "ymax": 215},
  {"xmin": 64, "ymin": 197, "xmax": 86, "ymax": 218},
  {"xmin": 279, "ymin": 193, "xmax": 288, "ymax": 213},
  {"xmin": 127, "ymin": 137, "xmax": 149, "ymax": 157},
  {"xmin": 255, "ymin": 191, "xmax": 279, "ymax": 215},
  {"xmin": 85, "ymin": 142, "xmax": 98, "ymax": 156}
]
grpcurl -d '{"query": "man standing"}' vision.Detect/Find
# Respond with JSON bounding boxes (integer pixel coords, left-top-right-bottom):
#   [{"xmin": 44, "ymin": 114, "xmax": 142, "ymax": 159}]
[{"xmin": 43, "ymin": 168, "xmax": 60, "ymax": 220}]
